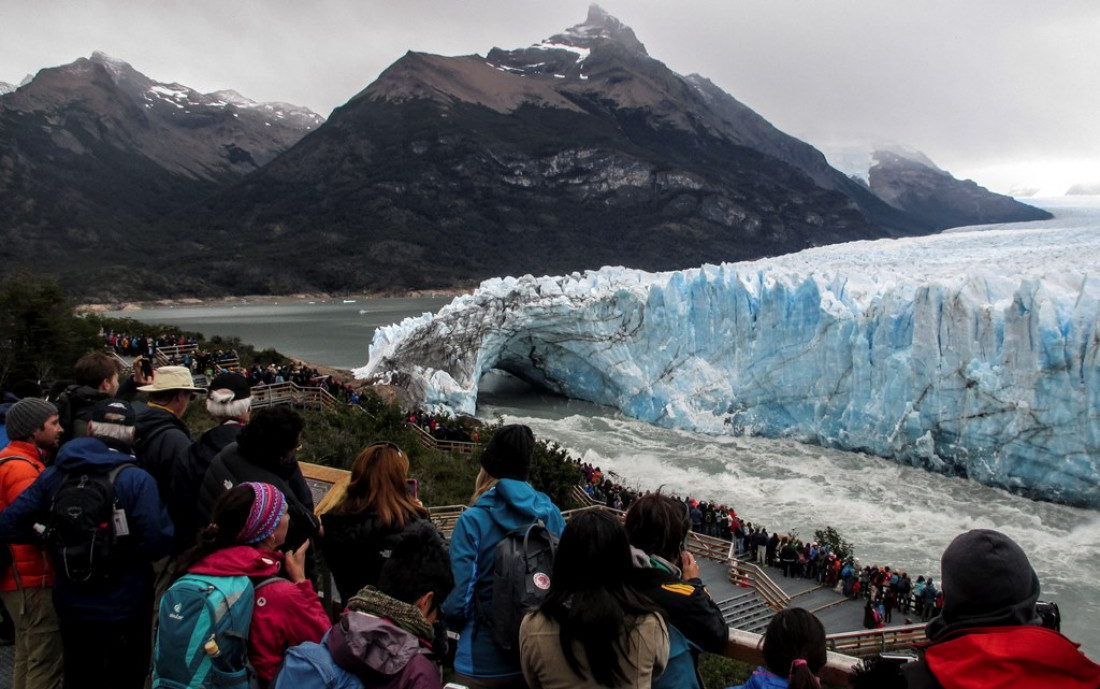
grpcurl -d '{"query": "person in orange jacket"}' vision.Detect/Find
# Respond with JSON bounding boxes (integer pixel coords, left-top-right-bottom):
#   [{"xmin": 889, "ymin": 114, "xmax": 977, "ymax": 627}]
[{"xmin": 0, "ymin": 397, "xmax": 65, "ymax": 689}]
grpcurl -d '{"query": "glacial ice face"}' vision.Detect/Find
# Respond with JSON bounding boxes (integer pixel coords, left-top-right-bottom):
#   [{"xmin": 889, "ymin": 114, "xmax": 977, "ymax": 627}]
[{"xmin": 358, "ymin": 214, "xmax": 1100, "ymax": 508}]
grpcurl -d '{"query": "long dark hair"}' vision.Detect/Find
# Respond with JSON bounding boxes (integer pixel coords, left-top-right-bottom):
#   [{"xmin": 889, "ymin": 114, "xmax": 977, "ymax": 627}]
[
  {"xmin": 624, "ymin": 492, "xmax": 691, "ymax": 564},
  {"xmin": 174, "ymin": 484, "xmax": 257, "ymax": 577},
  {"xmin": 537, "ymin": 510, "xmax": 663, "ymax": 687},
  {"xmin": 760, "ymin": 608, "xmax": 827, "ymax": 689}
]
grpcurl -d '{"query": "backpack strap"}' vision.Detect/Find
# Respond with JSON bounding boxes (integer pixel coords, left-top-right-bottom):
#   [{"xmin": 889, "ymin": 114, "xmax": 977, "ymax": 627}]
[
  {"xmin": 255, "ymin": 577, "xmax": 283, "ymax": 592},
  {"xmin": 0, "ymin": 455, "xmax": 40, "ymax": 471},
  {"xmin": 0, "ymin": 455, "xmax": 42, "ymax": 592}
]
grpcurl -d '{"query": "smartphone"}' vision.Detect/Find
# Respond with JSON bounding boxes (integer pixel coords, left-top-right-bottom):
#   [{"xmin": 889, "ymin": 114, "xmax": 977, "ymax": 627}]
[
  {"xmin": 140, "ymin": 358, "xmax": 153, "ymax": 378},
  {"xmin": 406, "ymin": 478, "xmax": 419, "ymax": 499}
]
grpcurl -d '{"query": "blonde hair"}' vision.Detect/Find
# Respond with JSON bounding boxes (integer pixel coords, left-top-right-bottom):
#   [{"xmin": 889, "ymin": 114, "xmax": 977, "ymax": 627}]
[
  {"xmin": 327, "ymin": 442, "xmax": 426, "ymax": 529},
  {"xmin": 470, "ymin": 467, "xmax": 499, "ymax": 505}
]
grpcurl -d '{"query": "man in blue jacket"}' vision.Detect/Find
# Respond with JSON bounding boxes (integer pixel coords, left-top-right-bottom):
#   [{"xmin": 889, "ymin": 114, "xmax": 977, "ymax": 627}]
[
  {"xmin": 443, "ymin": 424, "xmax": 565, "ymax": 689},
  {"xmin": 0, "ymin": 398, "xmax": 174, "ymax": 689}
]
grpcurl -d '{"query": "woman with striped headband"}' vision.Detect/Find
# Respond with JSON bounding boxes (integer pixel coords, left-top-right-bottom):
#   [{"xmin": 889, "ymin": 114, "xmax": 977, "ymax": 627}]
[{"xmin": 172, "ymin": 482, "xmax": 331, "ymax": 685}]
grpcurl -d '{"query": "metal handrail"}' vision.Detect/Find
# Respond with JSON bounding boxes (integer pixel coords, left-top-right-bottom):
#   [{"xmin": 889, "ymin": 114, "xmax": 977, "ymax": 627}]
[
  {"xmin": 727, "ymin": 559, "xmax": 792, "ymax": 611},
  {"xmin": 725, "ymin": 628, "xmax": 860, "ymax": 685},
  {"xmin": 826, "ymin": 623, "xmax": 927, "ymax": 658}
]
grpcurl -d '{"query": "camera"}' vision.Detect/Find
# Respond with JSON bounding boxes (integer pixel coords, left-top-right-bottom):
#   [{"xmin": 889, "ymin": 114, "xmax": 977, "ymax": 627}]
[{"xmin": 1036, "ymin": 601, "xmax": 1061, "ymax": 631}]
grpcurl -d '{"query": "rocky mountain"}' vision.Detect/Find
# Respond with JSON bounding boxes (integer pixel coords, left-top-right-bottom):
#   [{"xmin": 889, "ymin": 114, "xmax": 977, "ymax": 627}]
[
  {"xmin": 0, "ymin": 82, "xmax": 15, "ymax": 96},
  {"xmin": 867, "ymin": 149, "xmax": 1052, "ymax": 229},
  {"xmin": 170, "ymin": 6, "xmax": 940, "ymax": 298},
  {"xmin": 0, "ymin": 52, "xmax": 322, "ymax": 296},
  {"xmin": 0, "ymin": 8, "xmax": 1053, "ymax": 301}
]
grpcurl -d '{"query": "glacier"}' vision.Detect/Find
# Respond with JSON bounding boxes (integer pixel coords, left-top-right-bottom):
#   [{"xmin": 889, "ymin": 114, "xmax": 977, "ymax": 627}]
[{"xmin": 358, "ymin": 201, "xmax": 1100, "ymax": 508}]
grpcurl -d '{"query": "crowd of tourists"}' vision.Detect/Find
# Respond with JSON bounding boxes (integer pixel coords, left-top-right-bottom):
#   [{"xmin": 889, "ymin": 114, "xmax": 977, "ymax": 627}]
[
  {"xmin": 575, "ymin": 461, "xmax": 1038, "ymax": 639},
  {"xmin": 103, "ymin": 329, "xmax": 240, "ymax": 377},
  {"xmin": 1, "ymin": 349, "xmax": 1099, "ymax": 689}
]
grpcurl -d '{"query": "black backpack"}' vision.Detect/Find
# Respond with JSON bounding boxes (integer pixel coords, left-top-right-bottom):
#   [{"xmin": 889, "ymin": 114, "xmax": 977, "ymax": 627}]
[
  {"xmin": 482, "ymin": 520, "xmax": 558, "ymax": 653},
  {"xmin": 47, "ymin": 463, "xmax": 135, "ymax": 585}
]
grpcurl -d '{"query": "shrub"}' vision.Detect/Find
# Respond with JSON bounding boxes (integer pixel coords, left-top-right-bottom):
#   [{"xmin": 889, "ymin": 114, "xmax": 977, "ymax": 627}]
[{"xmin": 814, "ymin": 525, "xmax": 854, "ymax": 561}]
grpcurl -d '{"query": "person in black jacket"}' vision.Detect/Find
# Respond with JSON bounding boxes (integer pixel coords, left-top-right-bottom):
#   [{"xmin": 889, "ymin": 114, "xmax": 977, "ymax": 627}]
[
  {"xmin": 624, "ymin": 492, "xmax": 728, "ymax": 689},
  {"xmin": 169, "ymin": 372, "xmax": 251, "ymax": 554},
  {"xmin": 317, "ymin": 441, "xmax": 428, "ymax": 602},
  {"xmin": 132, "ymin": 366, "xmax": 203, "ymax": 506},
  {"xmin": 198, "ymin": 406, "xmax": 319, "ymax": 554}
]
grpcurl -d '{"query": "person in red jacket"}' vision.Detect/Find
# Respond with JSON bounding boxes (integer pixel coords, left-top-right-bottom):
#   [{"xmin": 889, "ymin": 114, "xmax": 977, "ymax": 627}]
[
  {"xmin": 173, "ymin": 481, "xmax": 331, "ymax": 685},
  {"xmin": 0, "ymin": 397, "xmax": 65, "ymax": 689},
  {"xmin": 903, "ymin": 529, "xmax": 1100, "ymax": 689}
]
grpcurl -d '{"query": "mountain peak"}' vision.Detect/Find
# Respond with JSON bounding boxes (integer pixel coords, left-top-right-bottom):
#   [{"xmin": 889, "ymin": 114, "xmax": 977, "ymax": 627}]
[
  {"xmin": 551, "ymin": 4, "xmax": 648, "ymax": 57},
  {"xmin": 89, "ymin": 51, "xmax": 144, "ymax": 86}
]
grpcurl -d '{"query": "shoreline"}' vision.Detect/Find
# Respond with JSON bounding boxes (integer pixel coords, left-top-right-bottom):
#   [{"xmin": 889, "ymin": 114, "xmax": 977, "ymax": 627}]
[{"xmin": 76, "ymin": 286, "xmax": 475, "ymax": 314}]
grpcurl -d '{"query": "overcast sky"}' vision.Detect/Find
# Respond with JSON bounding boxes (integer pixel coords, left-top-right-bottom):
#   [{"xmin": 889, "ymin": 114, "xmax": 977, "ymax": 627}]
[{"xmin": 2, "ymin": 0, "xmax": 1098, "ymax": 195}]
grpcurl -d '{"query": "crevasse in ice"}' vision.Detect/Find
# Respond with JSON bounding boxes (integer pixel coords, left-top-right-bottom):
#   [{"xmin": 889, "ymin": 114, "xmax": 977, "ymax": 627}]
[{"xmin": 358, "ymin": 212, "xmax": 1100, "ymax": 508}]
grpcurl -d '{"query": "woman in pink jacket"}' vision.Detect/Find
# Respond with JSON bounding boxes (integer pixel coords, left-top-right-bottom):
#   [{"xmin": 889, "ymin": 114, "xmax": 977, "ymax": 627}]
[{"xmin": 177, "ymin": 482, "xmax": 331, "ymax": 684}]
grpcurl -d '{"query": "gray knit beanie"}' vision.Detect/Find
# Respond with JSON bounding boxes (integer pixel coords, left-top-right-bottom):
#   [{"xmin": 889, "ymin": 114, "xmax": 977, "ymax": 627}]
[
  {"xmin": 5, "ymin": 398, "xmax": 58, "ymax": 441},
  {"xmin": 926, "ymin": 528, "xmax": 1040, "ymax": 641}
]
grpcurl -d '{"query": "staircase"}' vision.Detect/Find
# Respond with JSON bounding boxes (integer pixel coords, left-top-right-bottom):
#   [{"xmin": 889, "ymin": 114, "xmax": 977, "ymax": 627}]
[{"xmin": 716, "ymin": 589, "xmax": 776, "ymax": 634}]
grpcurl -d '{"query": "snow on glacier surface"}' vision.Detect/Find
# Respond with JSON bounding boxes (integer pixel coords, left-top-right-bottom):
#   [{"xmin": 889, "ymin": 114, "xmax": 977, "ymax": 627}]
[{"xmin": 358, "ymin": 199, "xmax": 1100, "ymax": 507}]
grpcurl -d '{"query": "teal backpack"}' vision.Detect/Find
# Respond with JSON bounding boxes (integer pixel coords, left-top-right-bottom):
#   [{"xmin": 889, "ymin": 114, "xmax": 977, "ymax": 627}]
[{"xmin": 152, "ymin": 573, "xmax": 278, "ymax": 689}]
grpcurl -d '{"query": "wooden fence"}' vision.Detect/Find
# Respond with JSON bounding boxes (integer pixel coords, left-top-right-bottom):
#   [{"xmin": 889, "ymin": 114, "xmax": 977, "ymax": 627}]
[
  {"xmin": 407, "ymin": 422, "xmax": 479, "ymax": 454},
  {"xmin": 251, "ymin": 381, "xmax": 346, "ymax": 412}
]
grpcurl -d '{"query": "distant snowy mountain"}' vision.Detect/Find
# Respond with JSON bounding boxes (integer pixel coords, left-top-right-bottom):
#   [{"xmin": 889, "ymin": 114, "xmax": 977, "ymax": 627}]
[
  {"xmin": 360, "ymin": 199, "xmax": 1100, "ymax": 508},
  {"xmin": 0, "ymin": 81, "xmax": 15, "ymax": 96},
  {"xmin": 1067, "ymin": 181, "xmax": 1100, "ymax": 195},
  {"xmin": 821, "ymin": 143, "xmax": 1051, "ymax": 228},
  {"xmin": 868, "ymin": 149, "xmax": 1051, "ymax": 228},
  {"xmin": 0, "ymin": 51, "xmax": 325, "ymax": 300}
]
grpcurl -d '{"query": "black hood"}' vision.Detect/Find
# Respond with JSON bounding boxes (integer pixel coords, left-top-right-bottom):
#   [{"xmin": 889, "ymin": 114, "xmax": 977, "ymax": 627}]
[{"xmin": 926, "ymin": 529, "xmax": 1040, "ymax": 641}]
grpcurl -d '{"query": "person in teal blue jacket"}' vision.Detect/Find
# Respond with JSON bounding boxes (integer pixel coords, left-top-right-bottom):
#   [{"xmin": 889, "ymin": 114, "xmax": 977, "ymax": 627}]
[{"xmin": 442, "ymin": 424, "xmax": 566, "ymax": 689}]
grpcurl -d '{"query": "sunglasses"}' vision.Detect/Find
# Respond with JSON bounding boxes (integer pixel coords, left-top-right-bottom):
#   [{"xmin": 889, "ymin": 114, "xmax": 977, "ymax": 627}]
[{"xmin": 367, "ymin": 440, "xmax": 404, "ymax": 454}]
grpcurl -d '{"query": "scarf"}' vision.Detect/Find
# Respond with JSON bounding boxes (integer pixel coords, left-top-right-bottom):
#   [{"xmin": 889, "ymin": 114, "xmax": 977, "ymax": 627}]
[{"xmin": 347, "ymin": 586, "xmax": 434, "ymax": 640}]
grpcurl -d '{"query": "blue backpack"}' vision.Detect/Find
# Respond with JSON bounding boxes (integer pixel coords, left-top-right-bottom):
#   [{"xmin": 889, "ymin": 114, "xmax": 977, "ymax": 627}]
[
  {"xmin": 272, "ymin": 640, "xmax": 363, "ymax": 689},
  {"xmin": 152, "ymin": 573, "xmax": 278, "ymax": 689}
]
